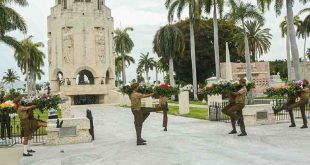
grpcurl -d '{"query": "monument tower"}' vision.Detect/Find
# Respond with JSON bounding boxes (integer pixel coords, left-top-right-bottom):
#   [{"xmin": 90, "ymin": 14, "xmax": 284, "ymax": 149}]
[{"xmin": 48, "ymin": 0, "xmax": 116, "ymax": 104}]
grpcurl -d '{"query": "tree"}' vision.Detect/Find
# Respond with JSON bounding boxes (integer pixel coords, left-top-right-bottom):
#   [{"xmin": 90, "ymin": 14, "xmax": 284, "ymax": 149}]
[
  {"xmin": 257, "ymin": 0, "xmax": 310, "ymax": 80},
  {"xmin": 115, "ymin": 53, "xmax": 135, "ymax": 86},
  {"xmin": 226, "ymin": 0, "xmax": 264, "ymax": 103},
  {"xmin": 153, "ymin": 24, "xmax": 185, "ymax": 88},
  {"xmin": 113, "ymin": 27, "xmax": 134, "ymax": 85},
  {"xmin": 138, "ymin": 52, "xmax": 155, "ymax": 84},
  {"xmin": 201, "ymin": 0, "xmax": 224, "ymax": 80},
  {"xmin": 280, "ymin": 15, "xmax": 303, "ymax": 81},
  {"xmin": 165, "ymin": 19, "xmax": 243, "ymax": 86},
  {"xmin": 154, "ymin": 60, "xmax": 164, "ymax": 84},
  {"xmin": 2, "ymin": 69, "xmax": 20, "ymax": 89},
  {"xmin": 0, "ymin": 0, "xmax": 27, "ymax": 50},
  {"xmin": 298, "ymin": 9, "xmax": 310, "ymax": 60},
  {"xmin": 234, "ymin": 20, "xmax": 272, "ymax": 62},
  {"xmin": 166, "ymin": 0, "xmax": 200, "ymax": 100},
  {"xmin": 14, "ymin": 36, "xmax": 45, "ymax": 95}
]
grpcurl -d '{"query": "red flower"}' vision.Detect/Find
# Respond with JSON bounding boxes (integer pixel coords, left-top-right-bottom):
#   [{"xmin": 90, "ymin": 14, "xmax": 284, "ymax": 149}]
[{"xmin": 159, "ymin": 84, "xmax": 172, "ymax": 89}]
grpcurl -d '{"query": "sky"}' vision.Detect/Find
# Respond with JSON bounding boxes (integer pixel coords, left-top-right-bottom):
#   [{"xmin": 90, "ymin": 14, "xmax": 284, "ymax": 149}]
[{"xmin": 0, "ymin": 0, "xmax": 309, "ymax": 85}]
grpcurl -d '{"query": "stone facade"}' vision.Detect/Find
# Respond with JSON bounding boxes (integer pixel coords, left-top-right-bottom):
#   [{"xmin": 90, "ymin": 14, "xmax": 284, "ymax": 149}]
[
  {"xmin": 48, "ymin": 0, "xmax": 116, "ymax": 104},
  {"xmin": 220, "ymin": 62, "xmax": 270, "ymax": 96}
]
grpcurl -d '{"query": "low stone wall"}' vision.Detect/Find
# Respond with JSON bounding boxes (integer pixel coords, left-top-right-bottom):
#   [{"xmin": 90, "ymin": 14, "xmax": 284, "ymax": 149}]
[
  {"xmin": 243, "ymin": 104, "xmax": 275, "ymax": 126},
  {"xmin": 46, "ymin": 118, "xmax": 92, "ymax": 145}
]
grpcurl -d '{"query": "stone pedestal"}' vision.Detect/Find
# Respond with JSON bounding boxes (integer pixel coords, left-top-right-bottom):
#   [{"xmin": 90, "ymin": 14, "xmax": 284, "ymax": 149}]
[
  {"xmin": 243, "ymin": 104, "xmax": 275, "ymax": 126},
  {"xmin": 46, "ymin": 118, "xmax": 92, "ymax": 145},
  {"xmin": 179, "ymin": 91, "xmax": 190, "ymax": 115},
  {"xmin": 59, "ymin": 101, "xmax": 73, "ymax": 118}
]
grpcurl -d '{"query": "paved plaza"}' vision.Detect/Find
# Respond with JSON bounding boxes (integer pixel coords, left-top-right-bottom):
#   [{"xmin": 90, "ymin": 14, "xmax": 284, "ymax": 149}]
[{"xmin": 19, "ymin": 105, "xmax": 310, "ymax": 165}]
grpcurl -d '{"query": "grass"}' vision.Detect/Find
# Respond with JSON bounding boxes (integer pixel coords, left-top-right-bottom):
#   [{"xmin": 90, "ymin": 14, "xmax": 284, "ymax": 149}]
[
  {"xmin": 168, "ymin": 100, "xmax": 208, "ymax": 105},
  {"xmin": 167, "ymin": 106, "xmax": 208, "ymax": 120}
]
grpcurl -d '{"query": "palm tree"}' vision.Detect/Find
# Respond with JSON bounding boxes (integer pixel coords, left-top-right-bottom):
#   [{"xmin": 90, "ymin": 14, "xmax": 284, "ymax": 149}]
[
  {"xmin": 0, "ymin": 0, "xmax": 28, "ymax": 50},
  {"xmin": 113, "ymin": 27, "xmax": 134, "ymax": 85},
  {"xmin": 115, "ymin": 57, "xmax": 123, "ymax": 86},
  {"xmin": 165, "ymin": 0, "xmax": 200, "ymax": 100},
  {"xmin": 154, "ymin": 60, "xmax": 164, "ymax": 84},
  {"xmin": 234, "ymin": 20, "xmax": 272, "ymax": 62},
  {"xmin": 298, "ymin": 9, "xmax": 310, "ymax": 60},
  {"xmin": 153, "ymin": 24, "xmax": 185, "ymax": 89},
  {"xmin": 226, "ymin": 0, "xmax": 264, "ymax": 104},
  {"xmin": 138, "ymin": 52, "xmax": 155, "ymax": 84},
  {"xmin": 2, "ymin": 69, "xmax": 20, "ymax": 89},
  {"xmin": 14, "ymin": 36, "xmax": 45, "ymax": 95},
  {"xmin": 280, "ymin": 15, "xmax": 303, "ymax": 81},
  {"xmin": 201, "ymin": 0, "xmax": 224, "ymax": 80},
  {"xmin": 115, "ymin": 53, "xmax": 135, "ymax": 85},
  {"xmin": 257, "ymin": 0, "xmax": 309, "ymax": 80}
]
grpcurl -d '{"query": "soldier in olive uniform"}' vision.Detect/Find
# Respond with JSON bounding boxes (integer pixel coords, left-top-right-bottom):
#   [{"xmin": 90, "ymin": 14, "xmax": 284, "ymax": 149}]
[
  {"xmin": 273, "ymin": 94, "xmax": 297, "ymax": 127},
  {"xmin": 14, "ymin": 98, "xmax": 48, "ymax": 157},
  {"xmin": 222, "ymin": 93, "xmax": 237, "ymax": 134},
  {"xmin": 222, "ymin": 78, "xmax": 247, "ymax": 136},
  {"xmin": 159, "ymin": 96, "xmax": 169, "ymax": 131},
  {"xmin": 129, "ymin": 83, "xmax": 154, "ymax": 145},
  {"xmin": 287, "ymin": 79, "xmax": 309, "ymax": 129}
]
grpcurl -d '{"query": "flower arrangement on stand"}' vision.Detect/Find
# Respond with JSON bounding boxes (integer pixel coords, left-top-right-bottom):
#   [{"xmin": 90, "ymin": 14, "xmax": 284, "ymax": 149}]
[
  {"xmin": 21, "ymin": 95, "xmax": 62, "ymax": 113},
  {"xmin": 119, "ymin": 84, "xmax": 179, "ymax": 97},
  {"xmin": 0, "ymin": 101, "xmax": 16, "ymax": 114},
  {"xmin": 153, "ymin": 84, "xmax": 179, "ymax": 97},
  {"xmin": 265, "ymin": 80, "xmax": 304, "ymax": 97},
  {"xmin": 204, "ymin": 80, "xmax": 255, "ymax": 96}
]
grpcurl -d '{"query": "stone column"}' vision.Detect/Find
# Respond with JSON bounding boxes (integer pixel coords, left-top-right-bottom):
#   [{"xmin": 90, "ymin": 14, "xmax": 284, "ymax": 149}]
[{"xmin": 179, "ymin": 91, "xmax": 190, "ymax": 115}]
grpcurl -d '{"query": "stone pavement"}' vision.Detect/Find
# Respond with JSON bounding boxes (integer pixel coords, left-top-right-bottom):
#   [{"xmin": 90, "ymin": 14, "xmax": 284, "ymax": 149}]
[
  {"xmin": 0, "ymin": 145, "xmax": 23, "ymax": 165},
  {"xmin": 19, "ymin": 105, "xmax": 310, "ymax": 165}
]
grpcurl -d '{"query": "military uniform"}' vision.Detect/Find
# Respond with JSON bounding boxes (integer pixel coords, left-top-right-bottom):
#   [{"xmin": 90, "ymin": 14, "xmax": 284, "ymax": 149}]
[
  {"xmin": 222, "ymin": 87, "xmax": 247, "ymax": 135},
  {"xmin": 287, "ymin": 87, "xmax": 309, "ymax": 127},
  {"xmin": 130, "ymin": 91, "xmax": 150, "ymax": 143},
  {"xmin": 159, "ymin": 97, "xmax": 169, "ymax": 131},
  {"xmin": 1, "ymin": 110, "xmax": 11, "ymax": 139},
  {"xmin": 275, "ymin": 94, "xmax": 296, "ymax": 126},
  {"xmin": 18, "ymin": 108, "xmax": 32, "ymax": 138},
  {"xmin": 222, "ymin": 94, "xmax": 237, "ymax": 132}
]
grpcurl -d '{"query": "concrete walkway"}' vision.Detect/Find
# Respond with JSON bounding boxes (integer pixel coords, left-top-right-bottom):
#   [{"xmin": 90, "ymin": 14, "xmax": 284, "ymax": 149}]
[
  {"xmin": 0, "ymin": 145, "xmax": 23, "ymax": 165},
  {"xmin": 19, "ymin": 105, "xmax": 310, "ymax": 165},
  {"xmin": 169, "ymin": 103, "xmax": 208, "ymax": 108}
]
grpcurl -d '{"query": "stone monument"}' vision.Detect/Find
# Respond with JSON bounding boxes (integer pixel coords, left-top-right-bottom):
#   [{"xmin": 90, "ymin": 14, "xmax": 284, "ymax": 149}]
[
  {"xmin": 220, "ymin": 62, "xmax": 270, "ymax": 96},
  {"xmin": 48, "ymin": 0, "xmax": 118, "ymax": 105}
]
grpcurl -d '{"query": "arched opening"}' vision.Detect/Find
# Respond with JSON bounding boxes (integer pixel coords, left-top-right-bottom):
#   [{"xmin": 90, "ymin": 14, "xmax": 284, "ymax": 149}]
[
  {"xmin": 105, "ymin": 70, "xmax": 110, "ymax": 84},
  {"xmin": 76, "ymin": 70, "xmax": 95, "ymax": 85}
]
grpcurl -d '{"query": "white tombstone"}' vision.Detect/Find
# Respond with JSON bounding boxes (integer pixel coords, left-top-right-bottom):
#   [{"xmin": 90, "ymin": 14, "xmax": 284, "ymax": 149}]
[
  {"xmin": 120, "ymin": 94, "xmax": 131, "ymax": 106},
  {"xmin": 179, "ymin": 91, "xmax": 190, "ymax": 115}
]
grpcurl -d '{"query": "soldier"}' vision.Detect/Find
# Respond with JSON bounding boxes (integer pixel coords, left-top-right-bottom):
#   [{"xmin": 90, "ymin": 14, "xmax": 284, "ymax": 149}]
[
  {"xmin": 13, "ymin": 97, "xmax": 48, "ymax": 157},
  {"xmin": 222, "ymin": 92, "xmax": 237, "ymax": 134},
  {"xmin": 222, "ymin": 78, "xmax": 247, "ymax": 136},
  {"xmin": 273, "ymin": 94, "xmax": 297, "ymax": 127},
  {"xmin": 287, "ymin": 79, "xmax": 309, "ymax": 129},
  {"xmin": 0, "ymin": 108, "xmax": 11, "ymax": 139},
  {"xmin": 129, "ymin": 83, "xmax": 154, "ymax": 146},
  {"xmin": 159, "ymin": 96, "xmax": 169, "ymax": 131}
]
